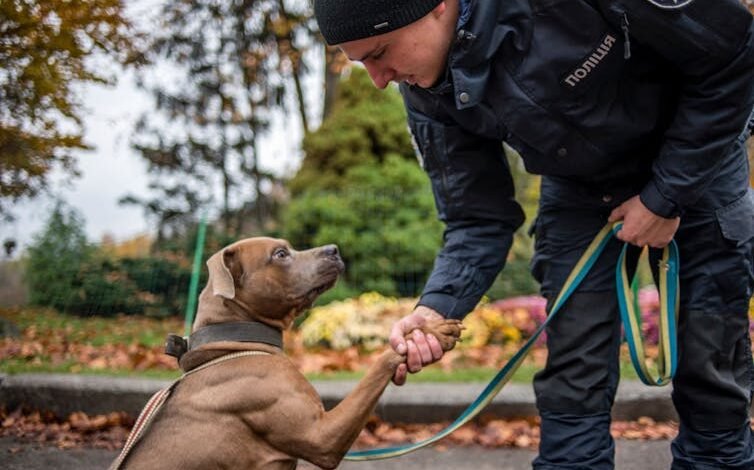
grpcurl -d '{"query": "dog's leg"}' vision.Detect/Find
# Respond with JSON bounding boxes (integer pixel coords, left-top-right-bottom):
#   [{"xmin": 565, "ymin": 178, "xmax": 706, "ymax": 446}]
[{"xmin": 250, "ymin": 318, "xmax": 462, "ymax": 469}]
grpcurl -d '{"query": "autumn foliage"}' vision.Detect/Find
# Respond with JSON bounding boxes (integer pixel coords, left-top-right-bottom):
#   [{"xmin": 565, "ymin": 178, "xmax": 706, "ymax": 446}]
[{"xmin": 0, "ymin": 0, "xmax": 139, "ymax": 217}]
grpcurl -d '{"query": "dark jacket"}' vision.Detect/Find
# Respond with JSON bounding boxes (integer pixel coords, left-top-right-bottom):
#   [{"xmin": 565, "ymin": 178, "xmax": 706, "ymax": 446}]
[{"xmin": 402, "ymin": 0, "xmax": 754, "ymax": 319}]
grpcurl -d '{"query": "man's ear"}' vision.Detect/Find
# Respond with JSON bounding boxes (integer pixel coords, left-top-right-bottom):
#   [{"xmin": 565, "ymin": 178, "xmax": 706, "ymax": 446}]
[
  {"xmin": 432, "ymin": 0, "xmax": 447, "ymax": 17},
  {"xmin": 206, "ymin": 248, "xmax": 242, "ymax": 299}
]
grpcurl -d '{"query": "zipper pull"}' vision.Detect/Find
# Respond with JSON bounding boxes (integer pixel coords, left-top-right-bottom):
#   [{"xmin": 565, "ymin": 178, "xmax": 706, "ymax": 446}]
[{"xmin": 621, "ymin": 13, "xmax": 632, "ymax": 60}]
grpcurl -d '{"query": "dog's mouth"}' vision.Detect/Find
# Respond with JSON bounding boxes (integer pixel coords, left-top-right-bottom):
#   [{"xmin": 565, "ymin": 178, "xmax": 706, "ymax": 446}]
[
  {"xmin": 306, "ymin": 278, "xmax": 337, "ymax": 298},
  {"xmin": 302, "ymin": 262, "xmax": 343, "ymax": 302}
]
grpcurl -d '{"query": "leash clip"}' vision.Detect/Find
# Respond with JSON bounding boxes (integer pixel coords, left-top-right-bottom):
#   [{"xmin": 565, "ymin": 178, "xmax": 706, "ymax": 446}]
[
  {"xmin": 165, "ymin": 334, "xmax": 188, "ymax": 360},
  {"xmin": 657, "ymin": 259, "xmax": 673, "ymax": 273}
]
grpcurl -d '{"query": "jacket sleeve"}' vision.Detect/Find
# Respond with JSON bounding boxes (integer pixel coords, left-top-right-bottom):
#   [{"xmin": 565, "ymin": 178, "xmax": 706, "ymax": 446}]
[
  {"xmin": 598, "ymin": 0, "xmax": 754, "ymax": 217},
  {"xmin": 403, "ymin": 97, "xmax": 526, "ymax": 319}
]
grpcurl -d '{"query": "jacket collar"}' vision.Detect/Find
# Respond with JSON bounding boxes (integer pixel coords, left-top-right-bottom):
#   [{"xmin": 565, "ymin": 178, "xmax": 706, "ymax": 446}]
[{"xmin": 424, "ymin": 0, "xmax": 533, "ymax": 109}]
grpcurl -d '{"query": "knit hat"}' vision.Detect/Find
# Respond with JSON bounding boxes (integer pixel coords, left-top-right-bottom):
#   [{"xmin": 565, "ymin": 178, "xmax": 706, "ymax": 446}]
[{"xmin": 314, "ymin": 0, "xmax": 444, "ymax": 45}]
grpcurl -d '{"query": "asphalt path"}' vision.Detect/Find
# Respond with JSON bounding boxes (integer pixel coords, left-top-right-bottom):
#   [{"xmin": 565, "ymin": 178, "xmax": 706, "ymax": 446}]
[{"xmin": 2, "ymin": 436, "xmax": 672, "ymax": 469}]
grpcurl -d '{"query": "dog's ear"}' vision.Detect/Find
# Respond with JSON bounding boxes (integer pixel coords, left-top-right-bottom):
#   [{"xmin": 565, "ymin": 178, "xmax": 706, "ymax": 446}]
[{"xmin": 206, "ymin": 248, "xmax": 242, "ymax": 299}]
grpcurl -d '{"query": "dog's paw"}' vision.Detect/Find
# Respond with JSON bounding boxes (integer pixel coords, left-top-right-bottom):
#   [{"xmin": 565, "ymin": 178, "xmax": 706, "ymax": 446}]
[{"xmin": 421, "ymin": 319, "xmax": 464, "ymax": 352}]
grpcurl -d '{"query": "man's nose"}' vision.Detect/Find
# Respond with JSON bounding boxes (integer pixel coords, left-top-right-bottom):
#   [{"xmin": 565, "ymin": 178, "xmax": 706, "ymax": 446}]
[{"xmin": 363, "ymin": 61, "xmax": 393, "ymax": 89}]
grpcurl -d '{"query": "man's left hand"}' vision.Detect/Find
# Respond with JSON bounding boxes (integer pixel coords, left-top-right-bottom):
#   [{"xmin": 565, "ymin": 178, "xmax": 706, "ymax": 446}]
[{"xmin": 608, "ymin": 195, "xmax": 680, "ymax": 248}]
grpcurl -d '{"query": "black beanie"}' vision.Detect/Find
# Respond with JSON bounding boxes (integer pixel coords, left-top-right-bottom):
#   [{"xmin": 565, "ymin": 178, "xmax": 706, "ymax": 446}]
[{"xmin": 314, "ymin": 0, "xmax": 444, "ymax": 45}]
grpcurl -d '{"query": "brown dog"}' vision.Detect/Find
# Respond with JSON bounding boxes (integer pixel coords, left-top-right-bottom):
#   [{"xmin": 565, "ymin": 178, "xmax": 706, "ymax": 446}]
[{"xmin": 114, "ymin": 237, "xmax": 462, "ymax": 469}]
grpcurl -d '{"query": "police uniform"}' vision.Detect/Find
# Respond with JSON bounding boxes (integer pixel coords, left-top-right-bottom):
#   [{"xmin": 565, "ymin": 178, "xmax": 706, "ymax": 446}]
[{"xmin": 401, "ymin": 0, "xmax": 754, "ymax": 467}]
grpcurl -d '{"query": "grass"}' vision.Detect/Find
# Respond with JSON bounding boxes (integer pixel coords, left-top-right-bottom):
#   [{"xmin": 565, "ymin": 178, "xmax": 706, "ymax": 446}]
[
  {"xmin": 0, "ymin": 360, "xmax": 640, "ymax": 383},
  {"xmin": 305, "ymin": 361, "xmax": 641, "ymax": 383},
  {"xmin": 0, "ymin": 358, "xmax": 182, "ymax": 380},
  {"xmin": 305, "ymin": 365, "xmax": 537, "ymax": 383},
  {"xmin": 2, "ymin": 307, "xmax": 181, "ymax": 348}
]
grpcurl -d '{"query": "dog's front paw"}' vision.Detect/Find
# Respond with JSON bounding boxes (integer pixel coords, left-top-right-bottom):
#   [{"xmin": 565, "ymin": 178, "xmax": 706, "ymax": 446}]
[{"xmin": 421, "ymin": 319, "xmax": 464, "ymax": 352}]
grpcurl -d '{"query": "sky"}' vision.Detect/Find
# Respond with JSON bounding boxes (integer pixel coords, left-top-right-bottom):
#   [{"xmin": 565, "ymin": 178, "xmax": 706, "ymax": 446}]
[{"xmin": 1, "ymin": 1, "xmax": 320, "ymax": 256}]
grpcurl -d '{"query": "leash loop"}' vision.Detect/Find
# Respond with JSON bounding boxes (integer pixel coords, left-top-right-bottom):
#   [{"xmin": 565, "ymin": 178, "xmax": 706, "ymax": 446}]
[
  {"xmin": 614, "ymin": 223, "xmax": 680, "ymax": 386},
  {"xmin": 345, "ymin": 222, "xmax": 680, "ymax": 460}
]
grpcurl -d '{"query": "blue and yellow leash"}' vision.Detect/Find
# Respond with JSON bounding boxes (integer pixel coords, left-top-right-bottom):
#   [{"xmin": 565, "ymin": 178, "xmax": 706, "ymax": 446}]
[
  {"xmin": 344, "ymin": 222, "xmax": 679, "ymax": 461},
  {"xmin": 616, "ymin": 229, "xmax": 680, "ymax": 386}
]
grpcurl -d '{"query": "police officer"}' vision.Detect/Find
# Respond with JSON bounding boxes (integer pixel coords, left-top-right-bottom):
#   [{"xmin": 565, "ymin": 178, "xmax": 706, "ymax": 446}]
[{"xmin": 314, "ymin": 0, "xmax": 754, "ymax": 467}]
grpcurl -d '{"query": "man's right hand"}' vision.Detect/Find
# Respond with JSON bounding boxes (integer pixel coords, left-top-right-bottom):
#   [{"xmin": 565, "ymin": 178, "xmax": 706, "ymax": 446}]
[{"xmin": 389, "ymin": 305, "xmax": 446, "ymax": 385}]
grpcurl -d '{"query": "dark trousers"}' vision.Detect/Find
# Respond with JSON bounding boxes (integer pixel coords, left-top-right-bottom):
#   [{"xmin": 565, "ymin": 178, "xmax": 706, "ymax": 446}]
[{"xmin": 529, "ymin": 157, "xmax": 754, "ymax": 468}]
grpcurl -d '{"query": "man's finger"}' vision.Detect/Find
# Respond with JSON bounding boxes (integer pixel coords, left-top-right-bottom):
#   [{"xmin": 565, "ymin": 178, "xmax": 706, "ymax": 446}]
[
  {"xmin": 608, "ymin": 205, "xmax": 624, "ymax": 223},
  {"xmin": 406, "ymin": 340, "xmax": 423, "ymax": 373},
  {"xmin": 412, "ymin": 329, "xmax": 433, "ymax": 364},
  {"xmin": 426, "ymin": 334, "xmax": 443, "ymax": 360}
]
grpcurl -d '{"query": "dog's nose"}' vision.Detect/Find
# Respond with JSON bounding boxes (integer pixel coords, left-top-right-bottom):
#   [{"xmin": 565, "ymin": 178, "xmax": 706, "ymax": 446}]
[{"xmin": 321, "ymin": 244, "xmax": 339, "ymax": 258}]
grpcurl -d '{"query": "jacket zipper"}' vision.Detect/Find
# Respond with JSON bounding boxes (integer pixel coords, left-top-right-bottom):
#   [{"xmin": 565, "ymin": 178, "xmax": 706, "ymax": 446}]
[{"xmin": 621, "ymin": 12, "xmax": 632, "ymax": 60}]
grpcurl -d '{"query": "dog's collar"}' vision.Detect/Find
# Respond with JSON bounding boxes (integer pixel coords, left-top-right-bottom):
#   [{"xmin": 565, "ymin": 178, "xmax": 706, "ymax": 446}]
[{"xmin": 165, "ymin": 321, "xmax": 283, "ymax": 360}]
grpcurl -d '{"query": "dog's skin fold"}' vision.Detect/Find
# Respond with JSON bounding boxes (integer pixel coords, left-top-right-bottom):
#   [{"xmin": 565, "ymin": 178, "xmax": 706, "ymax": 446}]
[{"xmin": 119, "ymin": 237, "xmax": 463, "ymax": 469}]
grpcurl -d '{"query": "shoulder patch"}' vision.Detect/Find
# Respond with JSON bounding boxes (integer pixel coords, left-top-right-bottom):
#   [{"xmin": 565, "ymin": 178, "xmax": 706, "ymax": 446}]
[{"xmin": 643, "ymin": 0, "xmax": 694, "ymax": 9}]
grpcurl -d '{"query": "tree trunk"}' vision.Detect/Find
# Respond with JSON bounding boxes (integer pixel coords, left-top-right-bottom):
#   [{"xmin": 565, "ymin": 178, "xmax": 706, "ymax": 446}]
[{"xmin": 322, "ymin": 45, "xmax": 345, "ymax": 122}]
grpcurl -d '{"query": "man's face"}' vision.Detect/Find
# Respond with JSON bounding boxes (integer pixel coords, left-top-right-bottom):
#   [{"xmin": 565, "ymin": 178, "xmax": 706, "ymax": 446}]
[{"xmin": 337, "ymin": 1, "xmax": 457, "ymax": 89}]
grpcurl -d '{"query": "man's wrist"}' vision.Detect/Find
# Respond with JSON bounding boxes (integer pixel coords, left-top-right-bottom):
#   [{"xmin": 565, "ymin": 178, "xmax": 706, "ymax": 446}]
[
  {"xmin": 414, "ymin": 305, "xmax": 443, "ymax": 320},
  {"xmin": 640, "ymin": 181, "xmax": 682, "ymax": 218}
]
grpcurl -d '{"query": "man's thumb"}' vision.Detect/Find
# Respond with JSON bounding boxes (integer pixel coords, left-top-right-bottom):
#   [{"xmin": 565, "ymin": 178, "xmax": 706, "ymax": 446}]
[
  {"xmin": 608, "ymin": 205, "xmax": 624, "ymax": 223},
  {"xmin": 389, "ymin": 323, "xmax": 408, "ymax": 355}
]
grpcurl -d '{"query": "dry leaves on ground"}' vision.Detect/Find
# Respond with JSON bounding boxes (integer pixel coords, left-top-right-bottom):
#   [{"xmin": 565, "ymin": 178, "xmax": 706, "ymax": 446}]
[
  {"xmin": 1, "ymin": 406, "xmax": 689, "ymax": 452},
  {"xmin": 0, "ymin": 407, "xmax": 132, "ymax": 450}
]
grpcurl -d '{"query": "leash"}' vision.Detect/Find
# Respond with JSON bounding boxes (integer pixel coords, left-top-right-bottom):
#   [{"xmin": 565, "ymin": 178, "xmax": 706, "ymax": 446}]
[
  {"xmin": 109, "ymin": 350, "xmax": 271, "ymax": 470},
  {"xmin": 344, "ymin": 222, "xmax": 679, "ymax": 461},
  {"xmin": 617, "ymin": 232, "xmax": 680, "ymax": 385}
]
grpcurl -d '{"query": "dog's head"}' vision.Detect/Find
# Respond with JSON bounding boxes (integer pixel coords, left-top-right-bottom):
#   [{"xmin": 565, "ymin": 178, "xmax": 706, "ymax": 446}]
[{"xmin": 199, "ymin": 237, "xmax": 344, "ymax": 330}]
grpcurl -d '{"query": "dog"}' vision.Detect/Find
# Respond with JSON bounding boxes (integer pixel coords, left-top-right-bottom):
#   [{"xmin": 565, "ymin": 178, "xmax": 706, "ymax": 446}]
[{"xmin": 113, "ymin": 237, "xmax": 463, "ymax": 469}]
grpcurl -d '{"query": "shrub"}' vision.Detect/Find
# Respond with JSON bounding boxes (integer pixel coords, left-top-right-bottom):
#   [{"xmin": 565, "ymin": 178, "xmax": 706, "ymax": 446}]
[
  {"xmin": 25, "ymin": 203, "xmax": 96, "ymax": 313},
  {"xmin": 300, "ymin": 292, "xmax": 537, "ymax": 351},
  {"xmin": 25, "ymin": 203, "xmax": 194, "ymax": 317},
  {"xmin": 300, "ymin": 292, "xmax": 413, "ymax": 351},
  {"xmin": 283, "ymin": 68, "xmax": 443, "ymax": 298},
  {"xmin": 300, "ymin": 288, "xmax": 676, "ymax": 352}
]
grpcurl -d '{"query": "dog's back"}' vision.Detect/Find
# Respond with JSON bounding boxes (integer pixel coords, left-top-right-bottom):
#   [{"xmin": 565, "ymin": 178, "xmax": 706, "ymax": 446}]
[{"xmin": 122, "ymin": 353, "xmax": 305, "ymax": 469}]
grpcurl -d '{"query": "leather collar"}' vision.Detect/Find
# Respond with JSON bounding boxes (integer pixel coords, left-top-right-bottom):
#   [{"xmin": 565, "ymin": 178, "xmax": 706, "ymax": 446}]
[{"xmin": 165, "ymin": 321, "xmax": 283, "ymax": 360}]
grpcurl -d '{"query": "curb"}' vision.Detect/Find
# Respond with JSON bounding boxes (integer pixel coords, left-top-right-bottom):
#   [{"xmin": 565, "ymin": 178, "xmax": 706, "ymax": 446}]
[{"xmin": 0, "ymin": 373, "xmax": 680, "ymax": 423}]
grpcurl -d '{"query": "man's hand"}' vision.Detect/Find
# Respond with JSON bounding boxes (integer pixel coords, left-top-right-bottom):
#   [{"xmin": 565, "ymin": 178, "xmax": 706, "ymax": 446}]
[
  {"xmin": 389, "ymin": 306, "xmax": 446, "ymax": 386},
  {"xmin": 608, "ymin": 195, "xmax": 680, "ymax": 248}
]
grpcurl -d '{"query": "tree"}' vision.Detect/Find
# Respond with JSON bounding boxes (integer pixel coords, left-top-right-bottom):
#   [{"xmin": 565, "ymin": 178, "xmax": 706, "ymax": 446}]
[
  {"xmin": 284, "ymin": 156, "xmax": 443, "ymax": 297},
  {"xmin": 282, "ymin": 68, "xmax": 443, "ymax": 298},
  {"xmin": 0, "ymin": 0, "xmax": 137, "ymax": 219},
  {"xmin": 126, "ymin": 0, "xmax": 317, "ymax": 238},
  {"xmin": 24, "ymin": 202, "xmax": 94, "ymax": 311},
  {"xmin": 288, "ymin": 68, "xmax": 415, "ymax": 196}
]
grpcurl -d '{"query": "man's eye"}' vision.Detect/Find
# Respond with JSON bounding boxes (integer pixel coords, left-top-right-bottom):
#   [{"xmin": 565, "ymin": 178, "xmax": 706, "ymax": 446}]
[
  {"xmin": 273, "ymin": 248, "xmax": 289, "ymax": 259},
  {"xmin": 373, "ymin": 48, "xmax": 386, "ymax": 60}
]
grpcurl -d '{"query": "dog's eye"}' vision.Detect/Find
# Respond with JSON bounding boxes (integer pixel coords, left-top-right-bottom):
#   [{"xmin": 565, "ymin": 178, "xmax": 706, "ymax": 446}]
[{"xmin": 272, "ymin": 248, "xmax": 289, "ymax": 259}]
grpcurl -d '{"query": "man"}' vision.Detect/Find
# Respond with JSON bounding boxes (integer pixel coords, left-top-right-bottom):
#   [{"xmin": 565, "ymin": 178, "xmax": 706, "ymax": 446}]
[{"xmin": 314, "ymin": 0, "xmax": 754, "ymax": 468}]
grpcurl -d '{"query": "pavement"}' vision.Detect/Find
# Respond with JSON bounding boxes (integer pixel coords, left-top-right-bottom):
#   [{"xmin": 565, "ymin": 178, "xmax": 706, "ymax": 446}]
[
  {"xmin": 0, "ymin": 373, "xmax": 681, "ymax": 469},
  {"xmin": 0, "ymin": 373, "xmax": 680, "ymax": 423},
  {"xmin": 0, "ymin": 435, "xmax": 673, "ymax": 469}
]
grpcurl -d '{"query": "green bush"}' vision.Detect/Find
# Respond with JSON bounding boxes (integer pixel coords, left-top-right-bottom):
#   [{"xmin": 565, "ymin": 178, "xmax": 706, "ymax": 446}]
[
  {"xmin": 75, "ymin": 256, "xmax": 143, "ymax": 316},
  {"xmin": 283, "ymin": 68, "xmax": 443, "ymax": 297},
  {"xmin": 25, "ymin": 203, "xmax": 95, "ymax": 313},
  {"xmin": 119, "ymin": 257, "xmax": 193, "ymax": 317},
  {"xmin": 25, "ymin": 203, "xmax": 194, "ymax": 317},
  {"xmin": 283, "ymin": 155, "xmax": 442, "ymax": 297}
]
